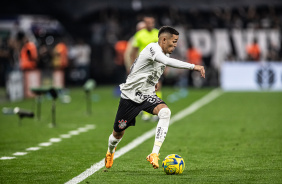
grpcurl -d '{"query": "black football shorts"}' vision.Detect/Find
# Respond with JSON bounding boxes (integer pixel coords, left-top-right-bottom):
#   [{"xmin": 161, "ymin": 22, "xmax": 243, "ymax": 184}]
[{"xmin": 113, "ymin": 95, "xmax": 166, "ymax": 132}]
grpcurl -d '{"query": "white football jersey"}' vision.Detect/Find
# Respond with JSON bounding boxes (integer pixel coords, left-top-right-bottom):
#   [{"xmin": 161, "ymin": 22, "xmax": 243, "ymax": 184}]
[{"xmin": 120, "ymin": 42, "xmax": 166, "ymax": 103}]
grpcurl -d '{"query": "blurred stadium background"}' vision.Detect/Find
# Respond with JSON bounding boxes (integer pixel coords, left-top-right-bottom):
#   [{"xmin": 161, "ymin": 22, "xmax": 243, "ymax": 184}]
[
  {"xmin": 0, "ymin": 0, "xmax": 282, "ymax": 183},
  {"xmin": 1, "ymin": 0, "xmax": 282, "ymax": 95}
]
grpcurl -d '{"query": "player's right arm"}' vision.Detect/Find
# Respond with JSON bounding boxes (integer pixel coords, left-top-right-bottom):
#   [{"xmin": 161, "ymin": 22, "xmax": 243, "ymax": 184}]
[{"xmin": 130, "ymin": 47, "xmax": 139, "ymax": 65}]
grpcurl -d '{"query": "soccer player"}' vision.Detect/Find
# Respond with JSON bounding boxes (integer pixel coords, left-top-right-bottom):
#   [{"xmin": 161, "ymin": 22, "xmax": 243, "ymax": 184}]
[{"xmin": 105, "ymin": 26, "xmax": 205, "ymax": 169}]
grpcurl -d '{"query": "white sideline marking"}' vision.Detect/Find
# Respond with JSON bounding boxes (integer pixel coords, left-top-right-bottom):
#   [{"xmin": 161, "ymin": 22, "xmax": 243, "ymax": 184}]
[
  {"xmin": 0, "ymin": 156, "xmax": 16, "ymax": 160},
  {"xmin": 61, "ymin": 134, "xmax": 72, "ymax": 138},
  {"xmin": 13, "ymin": 152, "xmax": 28, "ymax": 156},
  {"xmin": 85, "ymin": 124, "xmax": 96, "ymax": 129},
  {"xmin": 39, "ymin": 142, "xmax": 52, "ymax": 147},
  {"xmin": 1, "ymin": 124, "xmax": 96, "ymax": 161},
  {"xmin": 26, "ymin": 147, "xmax": 41, "ymax": 151},
  {"xmin": 50, "ymin": 138, "xmax": 62, "ymax": 143},
  {"xmin": 77, "ymin": 128, "xmax": 88, "ymax": 132},
  {"xmin": 65, "ymin": 89, "xmax": 223, "ymax": 184},
  {"xmin": 69, "ymin": 131, "xmax": 80, "ymax": 135}
]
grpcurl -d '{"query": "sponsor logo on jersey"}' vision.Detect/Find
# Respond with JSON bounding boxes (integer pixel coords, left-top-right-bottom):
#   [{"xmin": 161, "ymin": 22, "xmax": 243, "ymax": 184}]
[
  {"xmin": 150, "ymin": 47, "xmax": 155, "ymax": 56},
  {"xmin": 118, "ymin": 119, "xmax": 127, "ymax": 129},
  {"xmin": 135, "ymin": 92, "xmax": 163, "ymax": 103},
  {"xmin": 146, "ymin": 71, "xmax": 159, "ymax": 86},
  {"xmin": 146, "ymin": 79, "xmax": 155, "ymax": 86}
]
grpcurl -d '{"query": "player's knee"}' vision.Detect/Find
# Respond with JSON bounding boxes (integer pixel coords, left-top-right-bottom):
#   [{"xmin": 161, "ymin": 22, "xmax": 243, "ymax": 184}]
[
  {"xmin": 113, "ymin": 130, "xmax": 124, "ymax": 139},
  {"xmin": 158, "ymin": 108, "xmax": 171, "ymax": 119}
]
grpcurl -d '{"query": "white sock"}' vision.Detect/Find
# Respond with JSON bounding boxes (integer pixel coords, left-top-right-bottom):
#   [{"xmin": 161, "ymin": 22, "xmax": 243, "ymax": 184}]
[
  {"xmin": 108, "ymin": 133, "xmax": 122, "ymax": 153},
  {"xmin": 152, "ymin": 108, "xmax": 171, "ymax": 154}
]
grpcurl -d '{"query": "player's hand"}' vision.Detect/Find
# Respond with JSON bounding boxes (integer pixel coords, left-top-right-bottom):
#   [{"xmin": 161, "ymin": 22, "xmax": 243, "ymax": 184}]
[{"xmin": 194, "ymin": 65, "xmax": 205, "ymax": 78}]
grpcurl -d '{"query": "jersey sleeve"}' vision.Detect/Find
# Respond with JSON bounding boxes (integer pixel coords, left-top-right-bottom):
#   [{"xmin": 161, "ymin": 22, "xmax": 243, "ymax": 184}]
[
  {"xmin": 155, "ymin": 52, "xmax": 195, "ymax": 70},
  {"xmin": 147, "ymin": 43, "xmax": 163, "ymax": 61}
]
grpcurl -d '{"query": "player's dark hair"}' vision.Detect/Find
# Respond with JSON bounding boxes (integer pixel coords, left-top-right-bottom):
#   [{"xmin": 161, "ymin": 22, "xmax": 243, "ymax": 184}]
[{"xmin": 158, "ymin": 26, "xmax": 179, "ymax": 37}]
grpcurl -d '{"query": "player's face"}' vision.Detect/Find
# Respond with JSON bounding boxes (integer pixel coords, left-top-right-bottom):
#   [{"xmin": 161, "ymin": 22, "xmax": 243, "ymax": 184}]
[{"xmin": 165, "ymin": 34, "xmax": 179, "ymax": 54}]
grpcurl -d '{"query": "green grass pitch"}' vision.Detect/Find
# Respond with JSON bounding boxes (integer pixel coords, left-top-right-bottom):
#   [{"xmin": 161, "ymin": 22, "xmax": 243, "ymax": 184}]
[{"xmin": 0, "ymin": 86, "xmax": 281, "ymax": 183}]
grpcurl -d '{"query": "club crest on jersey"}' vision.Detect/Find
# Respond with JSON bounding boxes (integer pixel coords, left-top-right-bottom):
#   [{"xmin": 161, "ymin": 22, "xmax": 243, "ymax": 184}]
[{"xmin": 118, "ymin": 119, "xmax": 127, "ymax": 129}]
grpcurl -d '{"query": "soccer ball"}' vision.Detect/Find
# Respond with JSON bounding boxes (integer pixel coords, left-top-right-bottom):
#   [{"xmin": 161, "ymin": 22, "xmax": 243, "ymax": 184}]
[{"xmin": 162, "ymin": 154, "xmax": 185, "ymax": 175}]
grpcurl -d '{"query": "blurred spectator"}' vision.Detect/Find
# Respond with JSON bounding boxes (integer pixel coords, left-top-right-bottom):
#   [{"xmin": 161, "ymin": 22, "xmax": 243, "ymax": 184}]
[
  {"xmin": 17, "ymin": 31, "xmax": 40, "ymax": 97},
  {"xmin": 52, "ymin": 38, "xmax": 68, "ymax": 87},
  {"xmin": 17, "ymin": 32, "xmax": 38, "ymax": 70},
  {"xmin": 266, "ymin": 42, "xmax": 280, "ymax": 61},
  {"xmin": 0, "ymin": 37, "xmax": 12, "ymax": 87},
  {"xmin": 186, "ymin": 43, "xmax": 202, "ymax": 66},
  {"xmin": 71, "ymin": 39, "xmax": 91, "ymax": 68},
  {"xmin": 246, "ymin": 6, "xmax": 260, "ymax": 29},
  {"xmin": 38, "ymin": 43, "xmax": 52, "ymax": 69},
  {"xmin": 9, "ymin": 21, "xmax": 22, "ymax": 46},
  {"xmin": 113, "ymin": 40, "xmax": 127, "ymax": 85},
  {"xmin": 111, "ymin": 39, "xmax": 128, "ymax": 97},
  {"xmin": 124, "ymin": 21, "xmax": 146, "ymax": 74},
  {"xmin": 231, "ymin": 13, "xmax": 244, "ymax": 29},
  {"xmin": 115, "ymin": 41, "xmax": 127, "ymax": 65},
  {"xmin": 69, "ymin": 38, "xmax": 91, "ymax": 84},
  {"xmin": 52, "ymin": 38, "xmax": 68, "ymax": 70},
  {"xmin": 38, "ymin": 42, "xmax": 52, "ymax": 86},
  {"xmin": 186, "ymin": 43, "xmax": 203, "ymax": 87},
  {"xmin": 246, "ymin": 38, "xmax": 261, "ymax": 61}
]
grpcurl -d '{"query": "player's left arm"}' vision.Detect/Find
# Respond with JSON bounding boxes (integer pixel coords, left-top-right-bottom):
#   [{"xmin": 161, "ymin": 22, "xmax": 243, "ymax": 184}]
[{"xmin": 155, "ymin": 53, "xmax": 205, "ymax": 78}]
